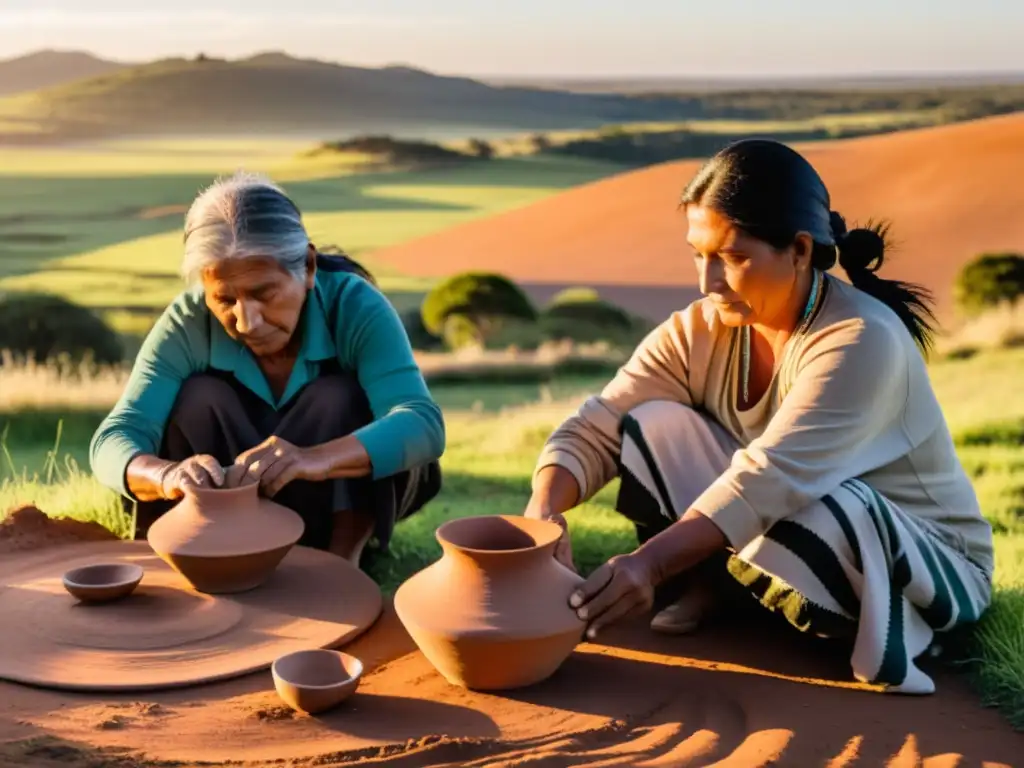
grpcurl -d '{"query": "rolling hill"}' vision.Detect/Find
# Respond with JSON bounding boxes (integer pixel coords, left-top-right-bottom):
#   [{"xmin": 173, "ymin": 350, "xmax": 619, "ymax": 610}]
[
  {"xmin": 0, "ymin": 53, "xmax": 704, "ymax": 145},
  {"xmin": 370, "ymin": 112, "xmax": 1024, "ymax": 327},
  {"xmin": 0, "ymin": 50, "xmax": 125, "ymax": 97}
]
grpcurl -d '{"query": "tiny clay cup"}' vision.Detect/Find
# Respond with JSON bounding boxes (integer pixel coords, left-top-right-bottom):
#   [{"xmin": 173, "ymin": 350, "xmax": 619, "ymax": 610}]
[
  {"xmin": 272, "ymin": 649, "xmax": 364, "ymax": 714},
  {"xmin": 62, "ymin": 563, "xmax": 144, "ymax": 604}
]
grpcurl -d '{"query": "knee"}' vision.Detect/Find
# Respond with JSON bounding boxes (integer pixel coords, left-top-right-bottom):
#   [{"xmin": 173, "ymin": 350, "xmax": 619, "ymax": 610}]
[
  {"xmin": 297, "ymin": 372, "xmax": 372, "ymax": 427},
  {"xmin": 170, "ymin": 374, "xmax": 241, "ymax": 420},
  {"xmin": 625, "ymin": 401, "xmax": 704, "ymax": 433},
  {"xmin": 622, "ymin": 401, "xmax": 708, "ymax": 453}
]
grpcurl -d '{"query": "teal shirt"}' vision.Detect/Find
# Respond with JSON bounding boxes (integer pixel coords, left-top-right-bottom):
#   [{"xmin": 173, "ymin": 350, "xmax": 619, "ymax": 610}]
[{"xmin": 89, "ymin": 268, "xmax": 446, "ymax": 498}]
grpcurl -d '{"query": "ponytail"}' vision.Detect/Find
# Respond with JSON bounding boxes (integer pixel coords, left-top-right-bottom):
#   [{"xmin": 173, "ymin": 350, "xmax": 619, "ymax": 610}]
[
  {"xmin": 313, "ymin": 244, "xmax": 378, "ymax": 287},
  {"xmin": 827, "ymin": 212, "xmax": 936, "ymax": 353}
]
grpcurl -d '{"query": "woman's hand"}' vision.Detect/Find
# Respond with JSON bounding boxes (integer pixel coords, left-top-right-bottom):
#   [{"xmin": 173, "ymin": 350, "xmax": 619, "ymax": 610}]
[
  {"xmin": 524, "ymin": 466, "xmax": 581, "ymax": 572},
  {"xmin": 159, "ymin": 454, "xmax": 225, "ymax": 499},
  {"xmin": 569, "ymin": 510, "xmax": 728, "ymax": 639},
  {"xmin": 570, "ymin": 551, "xmax": 656, "ymax": 640},
  {"xmin": 524, "ymin": 492, "xmax": 576, "ymax": 572},
  {"xmin": 525, "ymin": 504, "xmax": 576, "ymax": 572},
  {"xmin": 234, "ymin": 436, "xmax": 335, "ymax": 497}
]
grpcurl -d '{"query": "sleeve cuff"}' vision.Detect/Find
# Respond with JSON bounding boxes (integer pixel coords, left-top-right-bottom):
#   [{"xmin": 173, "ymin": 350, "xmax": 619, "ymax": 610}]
[
  {"xmin": 533, "ymin": 449, "xmax": 589, "ymax": 501},
  {"xmin": 691, "ymin": 475, "xmax": 765, "ymax": 551},
  {"xmin": 353, "ymin": 423, "xmax": 405, "ymax": 479}
]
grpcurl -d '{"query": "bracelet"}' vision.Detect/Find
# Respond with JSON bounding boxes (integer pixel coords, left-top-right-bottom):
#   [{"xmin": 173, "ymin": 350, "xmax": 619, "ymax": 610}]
[{"xmin": 155, "ymin": 463, "xmax": 176, "ymax": 498}]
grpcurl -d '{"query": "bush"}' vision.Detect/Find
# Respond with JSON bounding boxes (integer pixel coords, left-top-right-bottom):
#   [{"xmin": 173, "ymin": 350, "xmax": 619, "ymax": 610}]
[
  {"xmin": 0, "ymin": 292, "xmax": 122, "ymax": 365},
  {"xmin": 441, "ymin": 314, "xmax": 484, "ymax": 350},
  {"xmin": 543, "ymin": 289, "xmax": 635, "ymax": 330},
  {"xmin": 399, "ymin": 307, "xmax": 443, "ymax": 351},
  {"xmin": 540, "ymin": 287, "xmax": 643, "ymax": 345},
  {"xmin": 481, "ymin": 318, "xmax": 547, "ymax": 351},
  {"xmin": 310, "ymin": 135, "xmax": 469, "ymax": 166},
  {"xmin": 421, "ymin": 272, "xmax": 538, "ymax": 348},
  {"xmin": 954, "ymin": 253, "xmax": 1024, "ymax": 316},
  {"xmin": 467, "ymin": 138, "xmax": 495, "ymax": 159}
]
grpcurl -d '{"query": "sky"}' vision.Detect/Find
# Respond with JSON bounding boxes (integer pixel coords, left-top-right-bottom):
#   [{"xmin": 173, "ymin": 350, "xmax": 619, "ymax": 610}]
[{"xmin": 0, "ymin": 0, "xmax": 1021, "ymax": 78}]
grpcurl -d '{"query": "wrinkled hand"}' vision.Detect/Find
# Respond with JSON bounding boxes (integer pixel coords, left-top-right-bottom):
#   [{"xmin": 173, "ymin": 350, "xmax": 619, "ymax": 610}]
[
  {"xmin": 160, "ymin": 454, "xmax": 225, "ymax": 499},
  {"xmin": 234, "ymin": 436, "xmax": 334, "ymax": 497},
  {"xmin": 570, "ymin": 552, "xmax": 655, "ymax": 640}
]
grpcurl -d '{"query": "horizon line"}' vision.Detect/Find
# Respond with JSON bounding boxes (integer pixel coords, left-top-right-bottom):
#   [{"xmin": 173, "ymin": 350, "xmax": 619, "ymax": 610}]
[{"xmin": 3, "ymin": 47, "xmax": 1024, "ymax": 85}]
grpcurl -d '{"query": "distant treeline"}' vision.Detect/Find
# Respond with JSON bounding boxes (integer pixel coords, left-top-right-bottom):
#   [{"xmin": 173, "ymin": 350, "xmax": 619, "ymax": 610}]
[
  {"xmin": 308, "ymin": 135, "xmax": 495, "ymax": 167},
  {"xmin": 629, "ymin": 84, "xmax": 1024, "ymax": 122},
  {"xmin": 541, "ymin": 124, "xmax": 888, "ymax": 166}
]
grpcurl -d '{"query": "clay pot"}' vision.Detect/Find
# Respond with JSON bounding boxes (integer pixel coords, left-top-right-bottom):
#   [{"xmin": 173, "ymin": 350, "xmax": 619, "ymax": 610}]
[
  {"xmin": 272, "ymin": 649, "xmax": 364, "ymax": 714},
  {"xmin": 147, "ymin": 467, "xmax": 304, "ymax": 594},
  {"xmin": 394, "ymin": 514, "xmax": 586, "ymax": 690},
  {"xmin": 62, "ymin": 562, "xmax": 143, "ymax": 603}
]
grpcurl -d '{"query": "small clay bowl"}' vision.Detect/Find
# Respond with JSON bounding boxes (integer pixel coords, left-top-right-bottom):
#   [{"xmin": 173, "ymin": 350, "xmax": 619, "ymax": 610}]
[
  {"xmin": 272, "ymin": 649, "xmax": 363, "ymax": 714},
  {"xmin": 62, "ymin": 563, "xmax": 144, "ymax": 604}
]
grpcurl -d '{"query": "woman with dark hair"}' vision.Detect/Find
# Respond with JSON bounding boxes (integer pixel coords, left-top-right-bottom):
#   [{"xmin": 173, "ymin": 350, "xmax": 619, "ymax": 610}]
[
  {"xmin": 90, "ymin": 172, "xmax": 444, "ymax": 566},
  {"xmin": 526, "ymin": 139, "xmax": 993, "ymax": 693}
]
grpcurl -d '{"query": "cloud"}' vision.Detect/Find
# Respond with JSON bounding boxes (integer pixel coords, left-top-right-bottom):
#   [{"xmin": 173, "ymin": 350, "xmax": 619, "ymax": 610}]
[{"xmin": 0, "ymin": 10, "xmax": 459, "ymax": 29}]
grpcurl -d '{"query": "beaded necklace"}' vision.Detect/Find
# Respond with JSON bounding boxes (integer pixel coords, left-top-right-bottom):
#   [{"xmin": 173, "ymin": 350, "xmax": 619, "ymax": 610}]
[{"xmin": 740, "ymin": 268, "xmax": 821, "ymax": 406}]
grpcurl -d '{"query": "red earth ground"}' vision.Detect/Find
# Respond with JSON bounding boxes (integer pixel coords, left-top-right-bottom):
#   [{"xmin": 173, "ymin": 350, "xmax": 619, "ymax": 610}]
[
  {"xmin": 371, "ymin": 112, "xmax": 1024, "ymax": 327},
  {"xmin": 1, "ymin": 511, "xmax": 1021, "ymax": 766}
]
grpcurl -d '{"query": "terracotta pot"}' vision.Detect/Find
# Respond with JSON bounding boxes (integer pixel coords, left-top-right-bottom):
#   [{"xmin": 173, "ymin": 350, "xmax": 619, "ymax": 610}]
[
  {"xmin": 147, "ymin": 470, "xmax": 304, "ymax": 594},
  {"xmin": 394, "ymin": 514, "xmax": 586, "ymax": 690}
]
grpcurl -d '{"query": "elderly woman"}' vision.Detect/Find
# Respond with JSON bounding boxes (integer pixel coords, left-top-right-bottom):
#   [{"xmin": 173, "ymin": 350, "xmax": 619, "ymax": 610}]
[
  {"xmin": 89, "ymin": 173, "xmax": 444, "ymax": 565},
  {"xmin": 526, "ymin": 139, "xmax": 994, "ymax": 694}
]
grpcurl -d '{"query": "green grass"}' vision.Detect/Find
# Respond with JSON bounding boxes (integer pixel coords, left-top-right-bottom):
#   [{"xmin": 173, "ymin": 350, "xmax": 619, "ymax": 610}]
[
  {"xmin": 0, "ymin": 147, "xmax": 623, "ymax": 338},
  {"xmin": 1, "ymin": 347, "xmax": 1023, "ymax": 727}
]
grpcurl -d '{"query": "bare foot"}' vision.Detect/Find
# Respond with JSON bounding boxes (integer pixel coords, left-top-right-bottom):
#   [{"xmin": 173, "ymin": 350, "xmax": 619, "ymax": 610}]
[
  {"xmin": 328, "ymin": 509, "xmax": 376, "ymax": 566},
  {"xmin": 649, "ymin": 581, "xmax": 717, "ymax": 635}
]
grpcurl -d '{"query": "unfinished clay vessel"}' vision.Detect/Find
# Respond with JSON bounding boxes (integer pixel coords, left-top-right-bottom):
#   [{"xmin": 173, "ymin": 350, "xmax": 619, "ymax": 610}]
[
  {"xmin": 394, "ymin": 514, "xmax": 586, "ymax": 690},
  {"xmin": 147, "ymin": 466, "xmax": 304, "ymax": 594},
  {"xmin": 272, "ymin": 649, "xmax": 364, "ymax": 714}
]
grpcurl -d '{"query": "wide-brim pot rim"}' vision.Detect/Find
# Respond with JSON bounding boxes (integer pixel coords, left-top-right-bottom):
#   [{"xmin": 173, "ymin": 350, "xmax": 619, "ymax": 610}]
[
  {"xmin": 434, "ymin": 514, "xmax": 563, "ymax": 554},
  {"xmin": 272, "ymin": 649, "xmax": 364, "ymax": 689},
  {"xmin": 62, "ymin": 563, "xmax": 144, "ymax": 589}
]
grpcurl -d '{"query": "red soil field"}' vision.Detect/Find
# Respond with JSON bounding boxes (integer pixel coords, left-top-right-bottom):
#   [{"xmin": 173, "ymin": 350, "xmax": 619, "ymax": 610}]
[
  {"xmin": 372, "ymin": 112, "xmax": 1024, "ymax": 326},
  {"xmin": 2, "ymin": 512, "xmax": 1022, "ymax": 766}
]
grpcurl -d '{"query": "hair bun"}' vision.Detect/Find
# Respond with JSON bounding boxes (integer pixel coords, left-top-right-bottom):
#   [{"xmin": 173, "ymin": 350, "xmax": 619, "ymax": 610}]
[
  {"xmin": 828, "ymin": 210, "xmax": 847, "ymax": 242},
  {"xmin": 838, "ymin": 227, "xmax": 886, "ymax": 275}
]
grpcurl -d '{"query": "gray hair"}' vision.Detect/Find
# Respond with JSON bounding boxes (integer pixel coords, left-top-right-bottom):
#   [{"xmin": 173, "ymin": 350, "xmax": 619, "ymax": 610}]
[{"xmin": 181, "ymin": 171, "xmax": 310, "ymax": 286}]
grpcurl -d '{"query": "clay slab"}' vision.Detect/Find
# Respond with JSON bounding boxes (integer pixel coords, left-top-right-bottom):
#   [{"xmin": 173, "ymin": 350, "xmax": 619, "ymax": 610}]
[{"xmin": 0, "ymin": 540, "xmax": 382, "ymax": 692}]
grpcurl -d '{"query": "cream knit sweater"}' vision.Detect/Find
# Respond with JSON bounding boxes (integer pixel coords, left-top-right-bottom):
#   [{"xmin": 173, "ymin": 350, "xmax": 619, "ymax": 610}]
[{"xmin": 534, "ymin": 274, "xmax": 994, "ymax": 577}]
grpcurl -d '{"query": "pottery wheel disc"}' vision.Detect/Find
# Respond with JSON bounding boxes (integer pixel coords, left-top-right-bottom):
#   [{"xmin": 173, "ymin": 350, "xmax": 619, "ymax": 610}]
[{"xmin": 0, "ymin": 540, "xmax": 382, "ymax": 692}]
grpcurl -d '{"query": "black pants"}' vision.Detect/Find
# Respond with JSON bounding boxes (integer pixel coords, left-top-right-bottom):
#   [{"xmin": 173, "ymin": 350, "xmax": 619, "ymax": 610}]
[{"xmin": 127, "ymin": 370, "xmax": 441, "ymax": 553}]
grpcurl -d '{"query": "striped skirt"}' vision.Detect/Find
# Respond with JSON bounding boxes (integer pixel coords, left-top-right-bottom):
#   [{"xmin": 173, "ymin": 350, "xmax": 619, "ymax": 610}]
[{"xmin": 616, "ymin": 401, "xmax": 992, "ymax": 694}]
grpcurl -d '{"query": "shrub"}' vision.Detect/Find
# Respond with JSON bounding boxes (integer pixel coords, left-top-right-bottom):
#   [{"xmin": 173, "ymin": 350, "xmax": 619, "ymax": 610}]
[
  {"xmin": 421, "ymin": 272, "xmax": 538, "ymax": 348},
  {"xmin": 310, "ymin": 135, "xmax": 469, "ymax": 166},
  {"xmin": 399, "ymin": 307, "xmax": 443, "ymax": 351},
  {"xmin": 954, "ymin": 252, "xmax": 1024, "ymax": 316},
  {"xmin": 543, "ymin": 289, "xmax": 635, "ymax": 330},
  {"xmin": 482, "ymin": 318, "xmax": 547, "ymax": 351},
  {"xmin": 467, "ymin": 138, "xmax": 495, "ymax": 159},
  {"xmin": 540, "ymin": 287, "xmax": 642, "ymax": 345},
  {"xmin": 441, "ymin": 314, "xmax": 483, "ymax": 350},
  {"xmin": 0, "ymin": 292, "xmax": 122, "ymax": 365}
]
